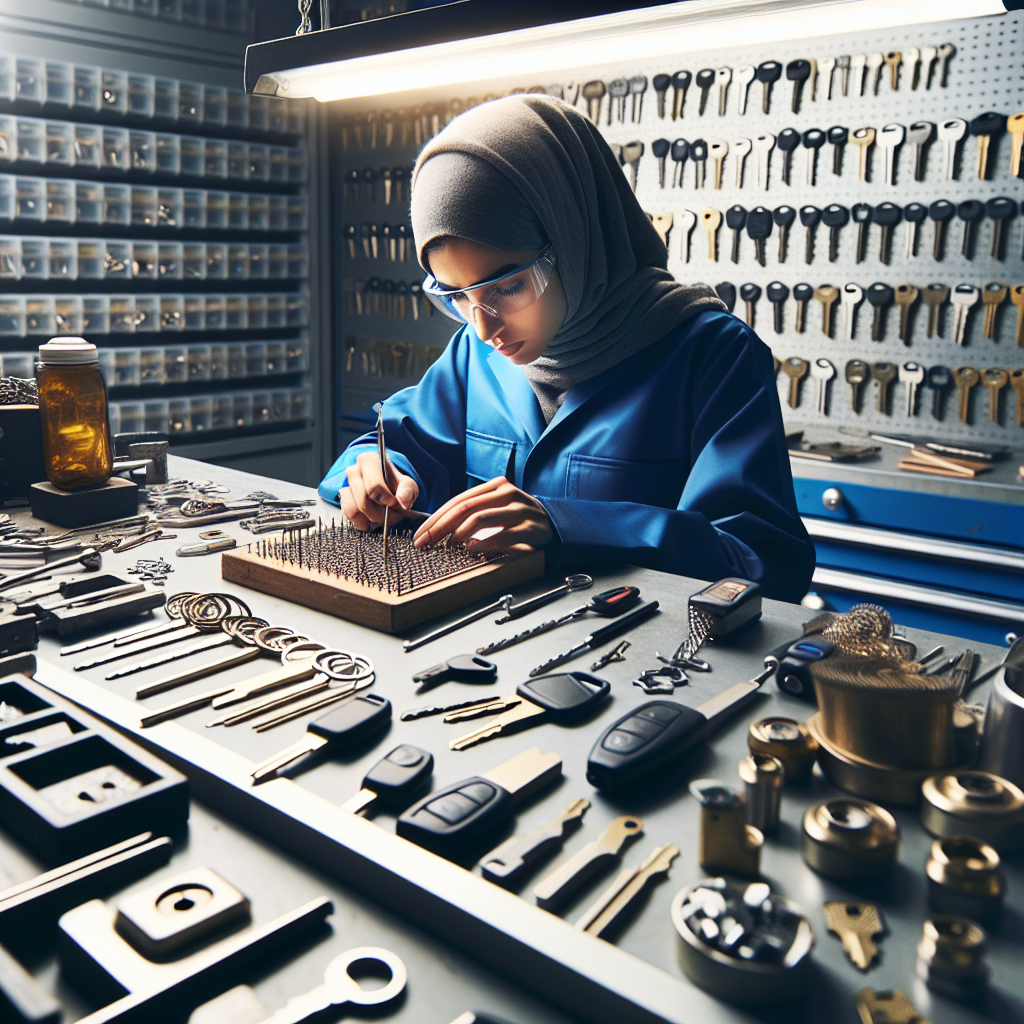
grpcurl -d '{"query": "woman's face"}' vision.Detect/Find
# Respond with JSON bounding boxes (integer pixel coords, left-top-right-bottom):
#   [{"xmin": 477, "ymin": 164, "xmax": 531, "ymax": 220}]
[{"xmin": 428, "ymin": 238, "xmax": 567, "ymax": 365}]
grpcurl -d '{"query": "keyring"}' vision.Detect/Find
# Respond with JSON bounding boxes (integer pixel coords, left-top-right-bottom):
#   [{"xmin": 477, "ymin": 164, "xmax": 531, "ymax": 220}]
[
  {"xmin": 281, "ymin": 641, "xmax": 327, "ymax": 662},
  {"xmin": 315, "ymin": 649, "xmax": 374, "ymax": 682}
]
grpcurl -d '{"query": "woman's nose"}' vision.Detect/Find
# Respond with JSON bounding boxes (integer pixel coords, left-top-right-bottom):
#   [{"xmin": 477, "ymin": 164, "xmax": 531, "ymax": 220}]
[{"xmin": 471, "ymin": 304, "xmax": 504, "ymax": 342}]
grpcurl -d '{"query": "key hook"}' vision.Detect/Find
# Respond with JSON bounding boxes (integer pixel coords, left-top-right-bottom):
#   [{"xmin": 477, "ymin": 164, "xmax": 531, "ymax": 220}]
[
  {"xmin": 325, "ymin": 946, "xmax": 408, "ymax": 1006},
  {"xmin": 565, "ymin": 574, "xmax": 594, "ymax": 591}
]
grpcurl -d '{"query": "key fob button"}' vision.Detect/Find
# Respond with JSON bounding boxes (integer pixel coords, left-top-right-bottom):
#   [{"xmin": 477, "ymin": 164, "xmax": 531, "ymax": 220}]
[
  {"xmin": 621, "ymin": 716, "xmax": 669, "ymax": 741},
  {"xmin": 424, "ymin": 793, "xmax": 480, "ymax": 824},
  {"xmin": 388, "ymin": 745, "xmax": 426, "ymax": 767},
  {"xmin": 636, "ymin": 704, "xmax": 684, "ymax": 724},
  {"xmin": 604, "ymin": 729, "xmax": 648, "ymax": 752},
  {"xmin": 459, "ymin": 781, "xmax": 496, "ymax": 805}
]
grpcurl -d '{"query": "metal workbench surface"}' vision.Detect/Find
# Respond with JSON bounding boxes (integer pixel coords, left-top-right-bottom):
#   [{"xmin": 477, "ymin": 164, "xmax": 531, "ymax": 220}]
[{"xmin": 17, "ymin": 455, "xmax": 1024, "ymax": 1024}]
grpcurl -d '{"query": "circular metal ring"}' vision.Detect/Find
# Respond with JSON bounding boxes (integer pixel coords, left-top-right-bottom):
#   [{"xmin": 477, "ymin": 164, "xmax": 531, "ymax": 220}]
[
  {"xmin": 181, "ymin": 593, "xmax": 233, "ymax": 629},
  {"xmin": 223, "ymin": 616, "xmax": 270, "ymax": 643},
  {"xmin": 315, "ymin": 649, "xmax": 374, "ymax": 682},
  {"xmin": 281, "ymin": 641, "xmax": 327, "ymax": 663},
  {"xmin": 163, "ymin": 592, "xmax": 198, "ymax": 619},
  {"xmin": 206, "ymin": 591, "xmax": 252, "ymax": 618},
  {"xmin": 252, "ymin": 625, "xmax": 300, "ymax": 652}
]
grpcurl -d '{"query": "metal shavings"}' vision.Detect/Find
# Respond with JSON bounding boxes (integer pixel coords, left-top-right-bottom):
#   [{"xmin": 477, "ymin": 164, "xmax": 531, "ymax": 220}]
[
  {"xmin": 821, "ymin": 604, "xmax": 912, "ymax": 663},
  {"xmin": 0, "ymin": 378, "xmax": 38, "ymax": 405},
  {"xmin": 251, "ymin": 517, "xmax": 511, "ymax": 596},
  {"xmin": 127, "ymin": 556, "xmax": 173, "ymax": 586}
]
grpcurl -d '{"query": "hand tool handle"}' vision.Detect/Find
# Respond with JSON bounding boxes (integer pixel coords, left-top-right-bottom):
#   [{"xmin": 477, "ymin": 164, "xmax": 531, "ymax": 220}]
[{"xmin": 584, "ymin": 600, "xmax": 660, "ymax": 646}]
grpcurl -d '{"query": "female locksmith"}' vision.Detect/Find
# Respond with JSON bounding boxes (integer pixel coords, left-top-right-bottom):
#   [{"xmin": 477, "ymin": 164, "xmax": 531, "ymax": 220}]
[{"xmin": 319, "ymin": 95, "xmax": 815, "ymax": 602}]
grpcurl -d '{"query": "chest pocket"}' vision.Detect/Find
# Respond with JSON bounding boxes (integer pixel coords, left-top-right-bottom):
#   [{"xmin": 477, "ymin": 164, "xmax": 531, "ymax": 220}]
[
  {"xmin": 566, "ymin": 453, "xmax": 688, "ymax": 508},
  {"xmin": 466, "ymin": 430, "xmax": 516, "ymax": 487}
]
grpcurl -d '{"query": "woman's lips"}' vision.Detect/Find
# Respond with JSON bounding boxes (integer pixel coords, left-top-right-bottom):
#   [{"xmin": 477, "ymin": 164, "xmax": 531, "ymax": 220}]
[{"xmin": 493, "ymin": 339, "xmax": 524, "ymax": 356}]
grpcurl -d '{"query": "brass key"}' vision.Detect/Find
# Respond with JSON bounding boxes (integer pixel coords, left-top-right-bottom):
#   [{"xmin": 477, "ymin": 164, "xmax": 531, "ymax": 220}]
[
  {"xmin": 884, "ymin": 52, "xmax": 902, "ymax": 91},
  {"xmin": 982, "ymin": 283, "xmax": 1007, "ymax": 339},
  {"xmin": 872, "ymin": 362, "xmax": 896, "ymax": 413},
  {"xmin": 846, "ymin": 359, "xmax": 870, "ymax": 412},
  {"xmin": 921, "ymin": 283, "xmax": 949, "ymax": 338},
  {"xmin": 1009, "ymin": 112, "xmax": 1024, "ymax": 177},
  {"xmin": 824, "ymin": 900, "xmax": 883, "ymax": 971},
  {"xmin": 982, "ymin": 367, "xmax": 1009, "ymax": 422},
  {"xmin": 1011, "ymin": 369, "xmax": 1024, "ymax": 426},
  {"xmin": 782, "ymin": 357, "xmax": 809, "ymax": 408},
  {"xmin": 894, "ymin": 284, "xmax": 919, "ymax": 344},
  {"xmin": 954, "ymin": 365, "xmax": 980, "ymax": 422},
  {"xmin": 650, "ymin": 212, "xmax": 673, "ymax": 249},
  {"xmin": 701, "ymin": 207, "xmax": 722, "ymax": 261},
  {"xmin": 1012, "ymin": 285, "xmax": 1024, "ymax": 346},
  {"xmin": 708, "ymin": 139, "xmax": 728, "ymax": 189},
  {"xmin": 851, "ymin": 127, "xmax": 875, "ymax": 181},
  {"xmin": 814, "ymin": 285, "xmax": 839, "ymax": 337}
]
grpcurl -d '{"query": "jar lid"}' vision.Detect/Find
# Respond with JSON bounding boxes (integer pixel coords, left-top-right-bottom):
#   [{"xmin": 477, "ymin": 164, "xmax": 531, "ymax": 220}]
[{"xmin": 38, "ymin": 337, "xmax": 98, "ymax": 364}]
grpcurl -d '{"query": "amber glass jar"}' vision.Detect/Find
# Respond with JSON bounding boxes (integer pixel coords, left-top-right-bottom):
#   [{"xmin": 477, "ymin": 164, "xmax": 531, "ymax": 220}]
[{"xmin": 36, "ymin": 337, "xmax": 113, "ymax": 490}]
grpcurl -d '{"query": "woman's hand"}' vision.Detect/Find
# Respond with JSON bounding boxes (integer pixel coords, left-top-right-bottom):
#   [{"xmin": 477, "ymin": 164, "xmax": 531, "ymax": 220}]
[
  {"xmin": 340, "ymin": 450, "xmax": 420, "ymax": 531},
  {"xmin": 413, "ymin": 477, "xmax": 554, "ymax": 552}
]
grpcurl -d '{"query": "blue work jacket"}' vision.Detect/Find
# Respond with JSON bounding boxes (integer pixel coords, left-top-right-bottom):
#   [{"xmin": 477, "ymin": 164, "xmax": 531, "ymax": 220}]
[{"xmin": 320, "ymin": 310, "xmax": 815, "ymax": 602}]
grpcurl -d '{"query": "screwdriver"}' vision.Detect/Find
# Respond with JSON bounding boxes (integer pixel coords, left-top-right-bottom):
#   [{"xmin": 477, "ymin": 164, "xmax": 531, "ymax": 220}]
[
  {"xmin": 476, "ymin": 585, "xmax": 641, "ymax": 656},
  {"xmin": 340, "ymin": 744, "xmax": 433, "ymax": 816},
  {"xmin": 528, "ymin": 601, "xmax": 661, "ymax": 677}
]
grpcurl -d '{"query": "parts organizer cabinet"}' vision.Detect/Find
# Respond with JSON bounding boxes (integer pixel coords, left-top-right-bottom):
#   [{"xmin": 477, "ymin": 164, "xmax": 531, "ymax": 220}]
[
  {"xmin": 19, "ymin": 456, "xmax": 1024, "ymax": 1024},
  {"xmin": 792, "ymin": 446, "xmax": 1024, "ymax": 648}
]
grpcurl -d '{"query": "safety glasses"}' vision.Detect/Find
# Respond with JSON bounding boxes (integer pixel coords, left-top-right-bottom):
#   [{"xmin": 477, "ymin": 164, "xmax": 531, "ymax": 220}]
[{"xmin": 422, "ymin": 245, "xmax": 556, "ymax": 324}]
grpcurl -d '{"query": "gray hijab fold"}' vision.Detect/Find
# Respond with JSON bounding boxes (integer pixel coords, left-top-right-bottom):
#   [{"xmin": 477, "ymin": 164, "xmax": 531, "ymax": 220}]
[{"xmin": 410, "ymin": 95, "xmax": 726, "ymax": 422}]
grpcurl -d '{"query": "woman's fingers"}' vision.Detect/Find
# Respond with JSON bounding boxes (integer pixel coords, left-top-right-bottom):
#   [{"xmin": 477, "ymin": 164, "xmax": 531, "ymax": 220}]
[
  {"xmin": 344, "ymin": 452, "xmax": 420, "ymax": 528},
  {"xmin": 414, "ymin": 480, "xmax": 511, "ymax": 546},
  {"xmin": 339, "ymin": 484, "xmax": 373, "ymax": 531}
]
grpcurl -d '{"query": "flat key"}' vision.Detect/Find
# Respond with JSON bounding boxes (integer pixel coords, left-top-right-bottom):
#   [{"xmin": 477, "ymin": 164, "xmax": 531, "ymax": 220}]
[
  {"xmin": 872, "ymin": 361, "xmax": 897, "ymax": 413},
  {"xmin": 927, "ymin": 364, "xmax": 953, "ymax": 419},
  {"xmin": 867, "ymin": 51, "xmax": 885, "ymax": 95},
  {"xmin": 734, "ymin": 65, "xmax": 755, "ymax": 115},
  {"xmin": 981, "ymin": 282, "xmax": 1008, "ymax": 339},
  {"xmin": 709, "ymin": 139, "xmax": 729, "ymax": 189},
  {"xmin": 671, "ymin": 70, "xmax": 691, "ymax": 120},
  {"xmin": 800, "ymin": 205, "xmax": 821, "ymax": 263},
  {"xmin": 777, "ymin": 127, "xmax": 800, "ymax": 185},
  {"xmin": 621, "ymin": 140, "xmax": 644, "ymax": 192},
  {"xmin": 767, "ymin": 281, "xmax": 789, "ymax": 333},
  {"xmin": 732, "ymin": 136, "xmax": 752, "ymax": 188},
  {"xmin": 836, "ymin": 54, "xmax": 852, "ymax": 95},
  {"xmin": 679, "ymin": 208, "xmax": 697, "ymax": 261},
  {"xmin": 951, "ymin": 284, "xmax": 980, "ymax": 345},
  {"xmin": 787, "ymin": 60, "xmax": 811, "ymax": 113},
  {"xmin": 884, "ymin": 51, "xmax": 902, "ymax": 91},
  {"xmin": 715, "ymin": 67, "xmax": 731, "ymax": 116},
  {"xmin": 938, "ymin": 118, "xmax": 967, "ymax": 180},
  {"xmin": 971, "ymin": 111, "xmax": 1005, "ymax": 180},
  {"xmin": 921, "ymin": 283, "xmax": 949, "ymax": 338},
  {"xmin": 985, "ymin": 196, "xmax": 1016, "ymax": 260},
  {"xmin": 802, "ymin": 128, "xmax": 825, "ymax": 185},
  {"xmin": 746, "ymin": 205, "xmax": 772, "ymax": 266},
  {"xmin": 793, "ymin": 282, "xmax": 813, "ymax": 332},
  {"xmin": 582, "ymin": 79, "xmax": 606, "ymax": 122},
  {"xmin": 1012, "ymin": 368, "xmax": 1024, "ymax": 425},
  {"xmin": 824, "ymin": 901, "xmax": 883, "ymax": 971},
  {"xmin": 823, "ymin": 203, "xmax": 848, "ymax": 262},
  {"xmin": 878, "ymin": 123, "xmax": 905, "ymax": 186},
  {"xmin": 815, "ymin": 285, "xmax": 839, "ymax": 337},
  {"xmin": 811, "ymin": 357, "xmax": 836, "ymax": 414},
  {"xmin": 852, "ymin": 202, "xmax": 872, "ymax": 263},
  {"xmin": 725, "ymin": 204, "xmax": 747, "ymax": 263},
  {"xmin": 629, "ymin": 74, "xmax": 648, "ymax": 122},
  {"xmin": 696, "ymin": 68, "xmax": 716, "ymax": 116},
  {"xmin": 872, "ymin": 202, "xmax": 901, "ymax": 264},
  {"xmin": 651, "ymin": 212, "xmax": 673, "ymax": 249},
  {"xmin": 671, "ymin": 138, "xmax": 690, "ymax": 186},
  {"xmin": 782, "ymin": 357, "xmax": 809, "ymax": 408},
  {"xmin": 907, "ymin": 120, "xmax": 934, "ymax": 181},
  {"xmin": 774, "ymin": 204, "xmax": 795, "ymax": 262},
  {"xmin": 851, "ymin": 127, "xmax": 875, "ymax": 181},
  {"xmin": 740, "ymin": 283, "xmax": 761, "ymax": 328},
  {"xmin": 955, "ymin": 366, "xmax": 980, "ymax": 423},
  {"xmin": 921, "ymin": 44, "xmax": 938, "ymax": 89},
  {"xmin": 982, "ymin": 367, "xmax": 1009, "ymax": 422},
  {"xmin": 607, "ymin": 78, "xmax": 629, "ymax": 124},
  {"xmin": 900, "ymin": 361, "xmax": 925, "ymax": 416},
  {"xmin": 827, "ymin": 125, "xmax": 848, "ymax": 175},
  {"xmin": 867, "ymin": 282, "xmax": 894, "ymax": 341},
  {"xmin": 1008, "ymin": 112, "xmax": 1024, "ymax": 176},
  {"xmin": 841, "ymin": 283, "xmax": 864, "ymax": 340},
  {"xmin": 817, "ymin": 56, "xmax": 836, "ymax": 101},
  {"xmin": 938, "ymin": 42, "xmax": 956, "ymax": 87},
  {"xmin": 1011, "ymin": 285, "xmax": 1024, "ymax": 346},
  {"xmin": 929, "ymin": 200, "xmax": 955, "ymax": 260},
  {"xmin": 690, "ymin": 139, "xmax": 708, "ymax": 187},
  {"xmin": 412, "ymin": 654, "xmax": 498, "ymax": 692},
  {"xmin": 756, "ymin": 60, "xmax": 782, "ymax": 114},
  {"xmin": 754, "ymin": 133, "xmax": 775, "ymax": 190},
  {"xmin": 846, "ymin": 359, "xmax": 870, "ymax": 411},
  {"xmin": 702, "ymin": 207, "xmax": 722, "ymax": 261},
  {"xmin": 903, "ymin": 202, "xmax": 927, "ymax": 259},
  {"xmin": 957, "ymin": 199, "xmax": 984, "ymax": 258},
  {"xmin": 652, "ymin": 137, "xmax": 670, "ymax": 188},
  {"xmin": 715, "ymin": 282, "xmax": 736, "ymax": 312},
  {"xmin": 851, "ymin": 53, "xmax": 868, "ymax": 96},
  {"xmin": 906, "ymin": 47, "xmax": 922, "ymax": 90}
]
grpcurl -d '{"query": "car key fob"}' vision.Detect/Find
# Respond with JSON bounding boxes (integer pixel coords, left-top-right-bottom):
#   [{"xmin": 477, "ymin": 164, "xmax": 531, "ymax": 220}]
[
  {"xmin": 397, "ymin": 777, "xmax": 515, "ymax": 855},
  {"xmin": 775, "ymin": 637, "xmax": 834, "ymax": 701},
  {"xmin": 689, "ymin": 578, "xmax": 762, "ymax": 638}
]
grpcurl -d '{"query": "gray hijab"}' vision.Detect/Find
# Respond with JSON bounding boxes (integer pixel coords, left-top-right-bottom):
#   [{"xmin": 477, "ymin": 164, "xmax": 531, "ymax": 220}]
[{"xmin": 410, "ymin": 95, "xmax": 726, "ymax": 422}]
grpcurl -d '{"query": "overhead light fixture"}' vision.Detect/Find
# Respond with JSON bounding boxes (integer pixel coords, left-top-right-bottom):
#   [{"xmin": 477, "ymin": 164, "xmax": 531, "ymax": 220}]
[{"xmin": 245, "ymin": 0, "xmax": 1010, "ymax": 103}]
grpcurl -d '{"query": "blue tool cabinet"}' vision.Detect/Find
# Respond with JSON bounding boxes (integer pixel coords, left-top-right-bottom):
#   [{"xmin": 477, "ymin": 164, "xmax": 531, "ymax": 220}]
[{"xmin": 791, "ymin": 447, "xmax": 1024, "ymax": 648}]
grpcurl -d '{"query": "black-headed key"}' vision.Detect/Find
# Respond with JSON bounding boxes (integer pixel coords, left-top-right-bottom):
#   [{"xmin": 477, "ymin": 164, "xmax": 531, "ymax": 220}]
[
  {"xmin": 929, "ymin": 199, "xmax": 955, "ymax": 260},
  {"xmin": 746, "ymin": 205, "xmax": 772, "ymax": 266},
  {"xmin": 672, "ymin": 70, "xmax": 692, "ymax": 120},
  {"xmin": 867, "ymin": 282, "xmax": 895, "ymax": 341},
  {"xmin": 767, "ymin": 281, "xmax": 789, "ymax": 333},
  {"xmin": 957, "ymin": 200, "xmax": 984, "ymax": 259},
  {"xmin": 726, "ymin": 204, "xmax": 747, "ymax": 263},
  {"xmin": 446, "ymin": 671, "xmax": 611, "ymax": 751},
  {"xmin": 823, "ymin": 203, "xmax": 849, "ymax": 262},
  {"xmin": 794, "ymin": 282, "xmax": 814, "ymax": 332},
  {"xmin": 740, "ymin": 283, "xmax": 761, "ymax": 328},
  {"xmin": 774, "ymin": 205, "xmax": 796, "ymax": 262},
  {"xmin": 412, "ymin": 653, "xmax": 498, "ymax": 693},
  {"xmin": 828, "ymin": 125, "xmax": 848, "ymax": 175},
  {"xmin": 800, "ymin": 205, "xmax": 822, "ymax": 264},
  {"xmin": 985, "ymin": 196, "xmax": 1016, "ymax": 260},
  {"xmin": 696, "ymin": 68, "xmax": 716, "ymax": 115},
  {"xmin": 715, "ymin": 281, "xmax": 736, "ymax": 313},
  {"xmin": 927, "ymin": 365, "xmax": 953, "ymax": 419},
  {"xmin": 251, "ymin": 693, "xmax": 392, "ymax": 784},
  {"xmin": 853, "ymin": 202, "xmax": 873, "ymax": 263},
  {"xmin": 903, "ymin": 202, "xmax": 927, "ymax": 259},
  {"xmin": 787, "ymin": 59, "xmax": 811, "ymax": 113},
  {"xmin": 671, "ymin": 138, "xmax": 690, "ymax": 186},
  {"xmin": 340, "ymin": 744, "xmax": 433, "ymax": 815},
  {"xmin": 653, "ymin": 73, "xmax": 672, "ymax": 119},
  {"xmin": 777, "ymin": 127, "xmax": 801, "ymax": 185},
  {"xmin": 652, "ymin": 137, "xmax": 670, "ymax": 188},
  {"xmin": 872, "ymin": 202, "xmax": 902, "ymax": 265},
  {"xmin": 802, "ymin": 128, "xmax": 826, "ymax": 185},
  {"xmin": 757, "ymin": 60, "xmax": 783, "ymax": 114},
  {"xmin": 971, "ymin": 111, "xmax": 1006, "ymax": 179},
  {"xmin": 690, "ymin": 138, "xmax": 709, "ymax": 187}
]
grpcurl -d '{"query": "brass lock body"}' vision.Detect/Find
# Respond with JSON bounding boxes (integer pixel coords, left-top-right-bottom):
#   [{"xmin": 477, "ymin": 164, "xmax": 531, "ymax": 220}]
[
  {"xmin": 925, "ymin": 836, "xmax": 1004, "ymax": 926},
  {"xmin": 747, "ymin": 717, "xmax": 818, "ymax": 783},
  {"xmin": 916, "ymin": 915, "xmax": 989, "ymax": 1001},
  {"xmin": 738, "ymin": 753, "xmax": 783, "ymax": 835},
  {"xmin": 802, "ymin": 799, "xmax": 900, "ymax": 881},
  {"xmin": 690, "ymin": 779, "xmax": 763, "ymax": 878},
  {"xmin": 921, "ymin": 770, "xmax": 1024, "ymax": 853},
  {"xmin": 115, "ymin": 866, "xmax": 250, "ymax": 960}
]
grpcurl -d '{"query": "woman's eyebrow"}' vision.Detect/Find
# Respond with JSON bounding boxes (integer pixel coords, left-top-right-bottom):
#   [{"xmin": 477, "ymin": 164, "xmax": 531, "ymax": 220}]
[{"xmin": 437, "ymin": 263, "xmax": 520, "ymax": 291}]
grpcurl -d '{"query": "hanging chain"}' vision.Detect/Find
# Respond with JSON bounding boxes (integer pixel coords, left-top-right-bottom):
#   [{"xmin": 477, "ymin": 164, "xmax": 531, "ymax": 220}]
[{"xmin": 296, "ymin": 0, "xmax": 313, "ymax": 34}]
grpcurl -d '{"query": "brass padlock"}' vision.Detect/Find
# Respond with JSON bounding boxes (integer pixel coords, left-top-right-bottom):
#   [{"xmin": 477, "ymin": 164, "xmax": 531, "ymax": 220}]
[{"xmin": 690, "ymin": 779, "xmax": 763, "ymax": 877}]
